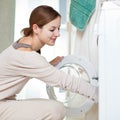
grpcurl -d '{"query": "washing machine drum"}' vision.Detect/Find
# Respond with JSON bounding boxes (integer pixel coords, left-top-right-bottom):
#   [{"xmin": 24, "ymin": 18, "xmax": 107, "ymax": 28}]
[{"xmin": 46, "ymin": 55, "xmax": 98, "ymax": 118}]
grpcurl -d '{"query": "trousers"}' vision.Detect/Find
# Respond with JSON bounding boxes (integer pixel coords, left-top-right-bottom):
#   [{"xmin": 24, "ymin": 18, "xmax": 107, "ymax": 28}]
[{"xmin": 0, "ymin": 98, "xmax": 66, "ymax": 120}]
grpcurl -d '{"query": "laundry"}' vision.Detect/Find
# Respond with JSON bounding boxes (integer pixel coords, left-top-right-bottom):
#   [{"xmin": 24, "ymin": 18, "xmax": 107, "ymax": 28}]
[{"xmin": 69, "ymin": 0, "xmax": 96, "ymax": 31}]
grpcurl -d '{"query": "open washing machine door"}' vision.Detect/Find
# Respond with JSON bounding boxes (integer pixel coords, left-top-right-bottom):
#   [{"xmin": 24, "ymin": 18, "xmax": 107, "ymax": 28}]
[{"xmin": 46, "ymin": 55, "xmax": 98, "ymax": 118}]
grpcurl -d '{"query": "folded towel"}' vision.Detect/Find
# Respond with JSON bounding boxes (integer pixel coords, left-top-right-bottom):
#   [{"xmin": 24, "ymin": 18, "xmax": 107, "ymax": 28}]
[{"xmin": 69, "ymin": 0, "xmax": 96, "ymax": 31}]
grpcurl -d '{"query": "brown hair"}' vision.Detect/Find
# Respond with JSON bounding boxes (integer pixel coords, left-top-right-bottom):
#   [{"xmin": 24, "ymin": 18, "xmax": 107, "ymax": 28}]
[{"xmin": 21, "ymin": 5, "xmax": 61, "ymax": 36}]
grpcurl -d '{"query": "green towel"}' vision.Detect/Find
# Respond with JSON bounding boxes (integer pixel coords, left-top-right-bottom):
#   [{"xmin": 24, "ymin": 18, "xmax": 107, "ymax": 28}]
[{"xmin": 69, "ymin": 0, "xmax": 96, "ymax": 31}]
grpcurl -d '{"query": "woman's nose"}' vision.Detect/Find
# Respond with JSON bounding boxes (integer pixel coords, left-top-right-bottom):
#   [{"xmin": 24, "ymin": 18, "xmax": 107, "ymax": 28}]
[{"xmin": 54, "ymin": 29, "xmax": 60, "ymax": 37}]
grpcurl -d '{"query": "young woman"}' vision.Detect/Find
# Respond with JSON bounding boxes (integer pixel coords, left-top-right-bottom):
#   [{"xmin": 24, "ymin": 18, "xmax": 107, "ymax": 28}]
[{"xmin": 0, "ymin": 5, "xmax": 98, "ymax": 120}]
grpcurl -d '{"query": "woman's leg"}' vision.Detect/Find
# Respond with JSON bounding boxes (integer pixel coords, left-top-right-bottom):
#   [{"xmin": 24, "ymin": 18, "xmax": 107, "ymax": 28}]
[{"xmin": 0, "ymin": 98, "xmax": 66, "ymax": 120}]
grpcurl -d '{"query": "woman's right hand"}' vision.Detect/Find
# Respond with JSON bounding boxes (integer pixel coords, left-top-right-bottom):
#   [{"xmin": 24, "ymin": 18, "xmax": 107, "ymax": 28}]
[{"xmin": 49, "ymin": 56, "xmax": 64, "ymax": 66}]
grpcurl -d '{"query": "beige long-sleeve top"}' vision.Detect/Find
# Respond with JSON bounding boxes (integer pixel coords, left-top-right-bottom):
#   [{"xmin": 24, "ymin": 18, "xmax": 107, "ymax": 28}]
[{"xmin": 0, "ymin": 45, "xmax": 98, "ymax": 102}]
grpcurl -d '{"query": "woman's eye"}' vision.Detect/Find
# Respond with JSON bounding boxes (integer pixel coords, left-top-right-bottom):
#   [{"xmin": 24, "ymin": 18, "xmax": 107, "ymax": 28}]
[
  {"xmin": 49, "ymin": 28, "xmax": 60, "ymax": 32},
  {"xmin": 50, "ymin": 30, "xmax": 54, "ymax": 32}
]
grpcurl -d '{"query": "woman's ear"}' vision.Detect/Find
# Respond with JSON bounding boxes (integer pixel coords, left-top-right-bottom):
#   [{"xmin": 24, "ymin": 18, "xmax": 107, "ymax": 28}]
[{"xmin": 32, "ymin": 24, "xmax": 39, "ymax": 34}]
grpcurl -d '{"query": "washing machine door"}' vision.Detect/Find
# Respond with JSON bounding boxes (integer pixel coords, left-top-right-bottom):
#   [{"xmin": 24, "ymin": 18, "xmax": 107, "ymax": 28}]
[{"xmin": 46, "ymin": 55, "xmax": 98, "ymax": 118}]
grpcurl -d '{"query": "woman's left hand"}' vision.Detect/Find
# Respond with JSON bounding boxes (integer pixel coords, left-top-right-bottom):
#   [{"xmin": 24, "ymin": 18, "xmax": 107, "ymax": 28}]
[{"xmin": 49, "ymin": 56, "xmax": 64, "ymax": 66}]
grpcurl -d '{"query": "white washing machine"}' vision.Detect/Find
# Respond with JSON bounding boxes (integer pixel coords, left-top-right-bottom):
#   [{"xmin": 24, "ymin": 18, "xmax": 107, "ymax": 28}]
[
  {"xmin": 46, "ymin": 55, "xmax": 98, "ymax": 119},
  {"xmin": 99, "ymin": 1, "xmax": 120, "ymax": 120}
]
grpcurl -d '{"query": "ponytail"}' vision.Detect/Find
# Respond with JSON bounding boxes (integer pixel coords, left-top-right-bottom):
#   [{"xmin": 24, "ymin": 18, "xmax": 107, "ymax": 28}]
[{"xmin": 21, "ymin": 27, "xmax": 33, "ymax": 36}]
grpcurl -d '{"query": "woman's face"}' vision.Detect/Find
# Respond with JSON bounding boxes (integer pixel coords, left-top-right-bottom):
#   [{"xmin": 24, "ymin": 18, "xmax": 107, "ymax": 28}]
[{"xmin": 34, "ymin": 16, "xmax": 61, "ymax": 48}]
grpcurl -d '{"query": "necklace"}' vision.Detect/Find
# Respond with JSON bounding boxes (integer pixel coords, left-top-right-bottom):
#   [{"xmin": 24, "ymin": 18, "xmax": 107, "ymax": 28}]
[{"xmin": 13, "ymin": 40, "xmax": 32, "ymax": 49}]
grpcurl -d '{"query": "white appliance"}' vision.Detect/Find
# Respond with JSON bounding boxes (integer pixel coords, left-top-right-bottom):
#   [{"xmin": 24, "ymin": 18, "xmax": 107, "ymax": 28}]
[
  {"xmin": 47, "ymin": 55, "xmax": 98, "ymax": 119},
  {"xmin": 99, "ymin": 1, "xmax": 120, "ymax": 120}
]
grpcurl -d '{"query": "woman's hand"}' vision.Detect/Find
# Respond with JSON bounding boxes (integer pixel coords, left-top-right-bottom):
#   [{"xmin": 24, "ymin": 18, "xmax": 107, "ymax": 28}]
[{"xmin": 49, "ymin": 56, "xmax": 64, "ymax": 66}]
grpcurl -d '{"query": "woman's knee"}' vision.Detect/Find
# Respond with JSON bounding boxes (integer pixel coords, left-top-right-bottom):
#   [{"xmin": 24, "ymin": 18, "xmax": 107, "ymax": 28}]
[{"xmin": 50, "ymin": 100, "xmax": 66, "ymax": 120}]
